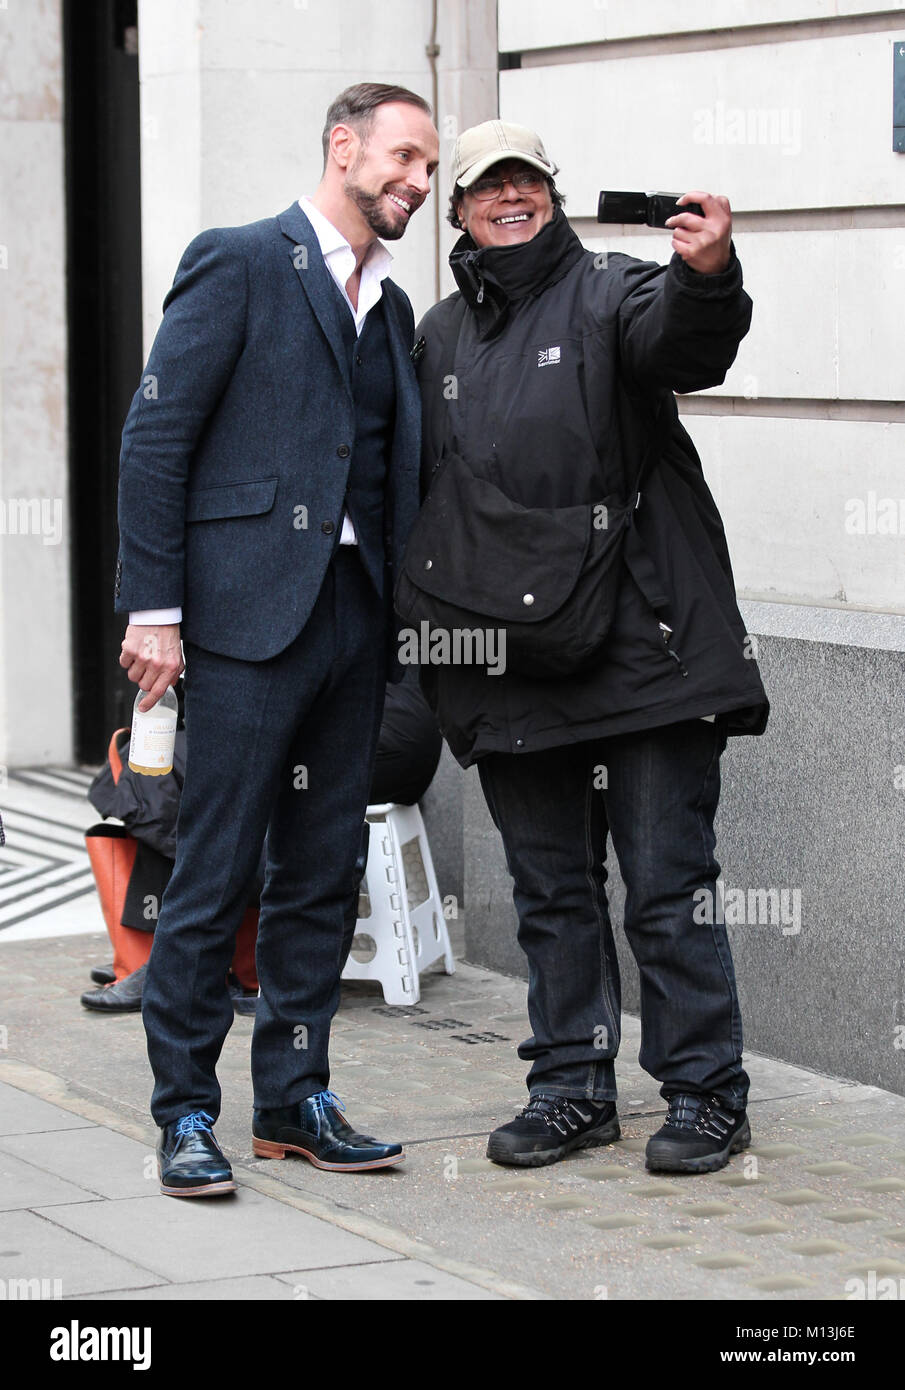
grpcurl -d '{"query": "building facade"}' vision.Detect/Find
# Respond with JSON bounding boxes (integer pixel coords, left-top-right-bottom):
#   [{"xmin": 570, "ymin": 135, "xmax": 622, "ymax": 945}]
[{"xmin": 2, "ymin": 1, "xmax": 904, "ymax": 1089}]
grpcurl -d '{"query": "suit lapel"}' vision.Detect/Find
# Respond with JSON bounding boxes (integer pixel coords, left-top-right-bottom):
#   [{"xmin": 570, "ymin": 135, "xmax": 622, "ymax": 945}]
[
  {"xmin": 380, "ymin": 284, "xmax": 418, "ymax": 439},
  {"xmin": 278, "ymin": 203, "xmax": 352, "ymax": 396},
  {"xmin": 277, "ymin": 202, "xmax": 418, "ymax": 443}
]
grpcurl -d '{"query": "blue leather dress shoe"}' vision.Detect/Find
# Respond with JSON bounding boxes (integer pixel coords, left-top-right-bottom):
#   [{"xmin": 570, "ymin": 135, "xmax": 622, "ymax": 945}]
[
  {"xmin": 252, "ymin": 1090, "xmax": 404, "ymax": 1171},
  {"xmin": 157, "ymin": 1111, "xmax": 237, "ymax": 1197}
]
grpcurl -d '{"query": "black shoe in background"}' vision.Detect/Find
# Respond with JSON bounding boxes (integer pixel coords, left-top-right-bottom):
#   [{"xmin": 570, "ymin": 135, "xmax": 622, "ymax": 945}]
[
  {"xmin": 487, "ymin": 1094, "xmax": 620, "ymax": 1168},
  {"xmin": 645, "ymin": 1093, "xmax": 751, "ymax": 1174},
  {"xmin": 157, "ymin": 1111, "xmax": 237, "ymax": 1197},
  {"xmin": 80, "ymin": 963, "xmax": 146, "ymax": 1013},
  {"xmin": 89, "ymin": 962, "xmax": 116, "ymax": 985}
]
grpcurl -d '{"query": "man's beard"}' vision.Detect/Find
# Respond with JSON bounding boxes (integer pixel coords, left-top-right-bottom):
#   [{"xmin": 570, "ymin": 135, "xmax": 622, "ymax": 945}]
[{"xmin": 344, "ymin": 168, "xmax": 411, "ymax": 241}]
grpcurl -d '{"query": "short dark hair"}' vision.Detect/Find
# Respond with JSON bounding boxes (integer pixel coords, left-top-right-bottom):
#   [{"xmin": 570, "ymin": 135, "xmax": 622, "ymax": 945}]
[
  {"xmin": 447, "ymin": 175, "xmax": 565, "ymax": 230},
  {"xmin": 322, "ymin": 82, "xmax": 433, "ymax": 167}
]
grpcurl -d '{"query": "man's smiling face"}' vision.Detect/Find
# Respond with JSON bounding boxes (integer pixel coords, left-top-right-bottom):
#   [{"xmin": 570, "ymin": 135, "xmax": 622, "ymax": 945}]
[
  {"xmin": 457, "ymin": 157, "xmax": 555, "ymax": 250},
  {"xmin": 342, "ymin": 101, "xmax": 439, "ymax": 241}
]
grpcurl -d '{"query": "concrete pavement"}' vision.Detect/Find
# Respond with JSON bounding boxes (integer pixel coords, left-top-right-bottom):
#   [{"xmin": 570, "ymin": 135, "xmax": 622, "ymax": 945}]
[
  {"xmin": 1, "ymin": 765, "xmax": 904, "ymax": 1302},
  {"xmin": 2, "ymin": 933, "xmax": 905, "ymax": 1303}
]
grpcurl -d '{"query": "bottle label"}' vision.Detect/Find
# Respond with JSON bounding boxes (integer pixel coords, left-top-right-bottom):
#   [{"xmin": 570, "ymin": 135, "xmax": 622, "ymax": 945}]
[{"xmin": 129, "ymin": 711, "xmax": 177, "ymax": 773}]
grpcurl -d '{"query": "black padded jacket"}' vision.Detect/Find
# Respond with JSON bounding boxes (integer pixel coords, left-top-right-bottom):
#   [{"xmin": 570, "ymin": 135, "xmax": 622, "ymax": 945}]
[{"xmin": 413, "ymin": 207, "xmax": 769, "ymax": 767}]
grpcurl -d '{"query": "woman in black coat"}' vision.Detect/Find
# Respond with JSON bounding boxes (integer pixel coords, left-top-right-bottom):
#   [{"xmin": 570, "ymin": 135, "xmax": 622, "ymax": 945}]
[{"xmin": 406, "ymin": 120, "xmax": 768, "ymax": 1175}]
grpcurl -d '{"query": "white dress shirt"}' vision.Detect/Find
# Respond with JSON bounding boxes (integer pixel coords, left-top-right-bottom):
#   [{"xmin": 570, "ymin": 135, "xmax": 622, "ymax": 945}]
[{"xmin": 130, "ymin": 197, "xmax": 393, "ymax": 627}]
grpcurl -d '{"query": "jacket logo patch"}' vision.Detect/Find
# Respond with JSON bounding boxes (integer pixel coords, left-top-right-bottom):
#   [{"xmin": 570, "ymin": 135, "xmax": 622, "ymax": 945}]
[{"xmin": 537, "ymin": 346, "xmax": 561, "ymax": 367}]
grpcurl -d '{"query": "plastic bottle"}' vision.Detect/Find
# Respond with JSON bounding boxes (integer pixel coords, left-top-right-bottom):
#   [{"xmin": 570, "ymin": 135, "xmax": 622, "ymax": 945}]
[{"xmin": 127, "ymin": 686, "xmax": 178, "ymax": 776}]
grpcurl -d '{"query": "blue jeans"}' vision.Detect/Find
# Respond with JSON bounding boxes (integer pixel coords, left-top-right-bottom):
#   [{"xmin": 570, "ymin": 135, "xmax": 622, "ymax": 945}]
[{"xmin": 477, "ymin": 719, "xmax": 749, "ymax": 1110}]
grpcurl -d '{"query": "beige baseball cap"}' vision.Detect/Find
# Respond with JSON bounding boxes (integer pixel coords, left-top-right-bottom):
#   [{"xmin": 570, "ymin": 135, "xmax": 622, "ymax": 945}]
[{"xmin": 451, "ymin": 119, "xmax": 558, "ymax": 190}]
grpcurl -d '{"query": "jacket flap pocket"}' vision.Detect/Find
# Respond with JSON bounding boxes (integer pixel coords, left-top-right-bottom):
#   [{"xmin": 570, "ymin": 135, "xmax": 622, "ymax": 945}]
[
  {"xmin": 403, "ymin": 454, "xmax": 592, "ymax": 622},
  {"xmin": 186, "ymin": 476, "xmax": 279, "ymax": 523}
]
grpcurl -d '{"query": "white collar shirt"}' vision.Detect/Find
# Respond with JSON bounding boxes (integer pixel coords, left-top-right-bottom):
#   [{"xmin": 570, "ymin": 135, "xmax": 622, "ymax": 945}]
[{"xmin": 298, "ymin": 196, "xmax": 393, "ymax": 336}]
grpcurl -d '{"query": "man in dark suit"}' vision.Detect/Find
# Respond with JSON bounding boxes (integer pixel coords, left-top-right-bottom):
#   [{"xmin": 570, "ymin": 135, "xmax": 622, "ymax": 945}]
[{"xmin": 115, "ymin": 83, "xmax": 439, "ymax": 1196}]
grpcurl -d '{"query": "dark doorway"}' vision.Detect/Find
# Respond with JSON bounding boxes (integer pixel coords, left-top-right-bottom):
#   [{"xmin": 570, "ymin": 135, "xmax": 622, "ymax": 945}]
[{"xmin": 64, "ymin": 0, "xmax": 143, "ymax": 764}]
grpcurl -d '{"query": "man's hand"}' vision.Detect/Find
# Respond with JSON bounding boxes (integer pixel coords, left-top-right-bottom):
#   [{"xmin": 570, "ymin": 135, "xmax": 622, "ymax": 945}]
[
  {"xmin": 665, "ymin": 191, "xmax": 732, "ymax": 275},
  {"xmin": 120, "ymin": 624, "xmax": 184, "ymax": 713}
]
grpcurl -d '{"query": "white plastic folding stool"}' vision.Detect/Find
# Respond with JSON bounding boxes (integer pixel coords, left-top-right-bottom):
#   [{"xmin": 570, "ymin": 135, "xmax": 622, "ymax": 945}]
[{"xmin": 341, "ymin": 802, "xmax": 455, "ymax": 1005}]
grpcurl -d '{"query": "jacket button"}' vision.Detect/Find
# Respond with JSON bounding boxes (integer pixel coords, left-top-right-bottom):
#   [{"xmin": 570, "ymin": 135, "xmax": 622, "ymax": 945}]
[
  {"xmin": 522, "ymin": 593, "xmax": 535, "ymax": 606},
  {"xmin": 337, "ymin": 444, "xmax": 350, "ymax": 458},
  {"xmin": 321, "ymin": 520, "xmax": 335, "ymax": 535},
  {"xmin": 515, "ymin": 739, "xmax": 525, "ymax": 748}
]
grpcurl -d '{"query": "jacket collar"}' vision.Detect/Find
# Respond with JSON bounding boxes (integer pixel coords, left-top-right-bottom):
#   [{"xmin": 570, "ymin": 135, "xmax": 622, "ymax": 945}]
[
  {"xmin": 298, "ymin": 196, "xmax": 394, "ymax": 286},
  {"xmin": 449, "ymin": 207, "xmax": 586, "ymax": 339},
  {"xmin": 278, "ymin": 202, "xmax": 352, "ymax": 393},
  {"xmin": 276, "ymin": 202, "xmax": 417, "ymax": 437}
]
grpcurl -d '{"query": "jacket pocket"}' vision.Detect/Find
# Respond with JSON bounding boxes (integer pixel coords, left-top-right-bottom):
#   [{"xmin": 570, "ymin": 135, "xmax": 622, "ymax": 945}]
[{"xmin": 186, "ymin": 476, "xmax": 278, "ymax": 523}]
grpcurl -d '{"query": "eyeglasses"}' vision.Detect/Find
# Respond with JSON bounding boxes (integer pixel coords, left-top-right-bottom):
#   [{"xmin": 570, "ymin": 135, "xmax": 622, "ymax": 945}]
[{"xmin": 467, "ymin": 170, "xmax": 545, "ymax": 201}]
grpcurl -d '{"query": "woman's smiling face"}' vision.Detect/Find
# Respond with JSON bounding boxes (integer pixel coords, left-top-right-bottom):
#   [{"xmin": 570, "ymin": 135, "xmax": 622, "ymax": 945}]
[{"xmin": 456, "ymin": 158, "xmax": 555, "ymax": 249}]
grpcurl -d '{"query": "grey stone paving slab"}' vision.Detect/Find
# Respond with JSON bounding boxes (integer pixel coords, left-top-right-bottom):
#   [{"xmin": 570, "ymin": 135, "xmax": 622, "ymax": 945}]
[
  {"xmin": 841, "ymin": 1256, "xmax": 905, "ymax": 1276},
  {"xmin": 79, "ymin": 1275, "xmax": 302, "ymax": 1300},
  {"xmin": 640, "ymin": 1234, "xmax": 697, "ymax": 1250},
  {"xmin": 3, "ymin": 938, "xmax": 905, "ymax": 1300},
  {"xmin": 240, "ymin": 1066, "xmax": 905, "ymax": 1301},
  {"xmin": 787, "ymin": 1239, "xmax": 852, "ymax": 1256},
  {"xmin": 0, "ymin": 1209, "xmax": 166, "ymax": 1296},
  {"xmin": 748, "ymin": 1273, "xmax": 816, "ymax": 1292},
  {"xmin": 39, "ymin": 1187, "xmax": 407, "ymax": 1282},
  {"xmin": 580, "ymin": 1164, "xmax": 632, "ymax": 1181},
  {"xmin": 750, "ymin": 1143, "xmax": 807, "ymax": 1159},
  {"xmin": 587, "ymin": 1213, "xmax": 643, "ymax": 1230},
  {"xmin": 822, "ymin": 1207, "xmax": 885, "ymax": 1224},
  {"xmin": 693, "ymin": 1253, "xmax": 754, "ymax": 1269},
  {"xmin": 0, "ymin": 1149, "xmax": 101, "ymax": 1210},
  {"xmin": 272, "ymin": 1258, "xmax": 502, "ymax": 1300},
  {"xmin": 0, "ymin": 1081, "xmax": 96, "ymax": 1136},
  {"xmin": 0, "ymin": 1126, "xmax": 157, "ymax": 1200},
  {"xmin": 770, "ymin": 1188, "xmax": 830, "ymax": 1207}
]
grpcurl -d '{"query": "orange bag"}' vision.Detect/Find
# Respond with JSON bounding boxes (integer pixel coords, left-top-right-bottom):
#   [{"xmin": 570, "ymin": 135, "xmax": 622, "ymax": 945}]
[{"xmin": 85, "ymin": 729, "xmax": 259, "ymax": 988}]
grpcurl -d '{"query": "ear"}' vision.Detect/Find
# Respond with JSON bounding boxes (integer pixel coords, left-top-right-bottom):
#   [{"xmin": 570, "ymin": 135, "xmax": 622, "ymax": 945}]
[{"xmin": 328, "ymin": 121, "xmax": 359, "ymax": 172}]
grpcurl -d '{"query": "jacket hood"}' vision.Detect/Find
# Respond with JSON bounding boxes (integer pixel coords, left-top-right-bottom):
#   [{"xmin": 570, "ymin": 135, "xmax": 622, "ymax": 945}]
[{"xmin": 449, "ymin": 206, "xmax": 586, "ymax": 339}]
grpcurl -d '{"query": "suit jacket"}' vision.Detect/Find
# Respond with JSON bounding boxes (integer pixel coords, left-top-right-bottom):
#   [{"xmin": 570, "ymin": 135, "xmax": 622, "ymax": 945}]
[{"xmin": 114, "ymin": 202, "xmax": 422, "ymax": 669}]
